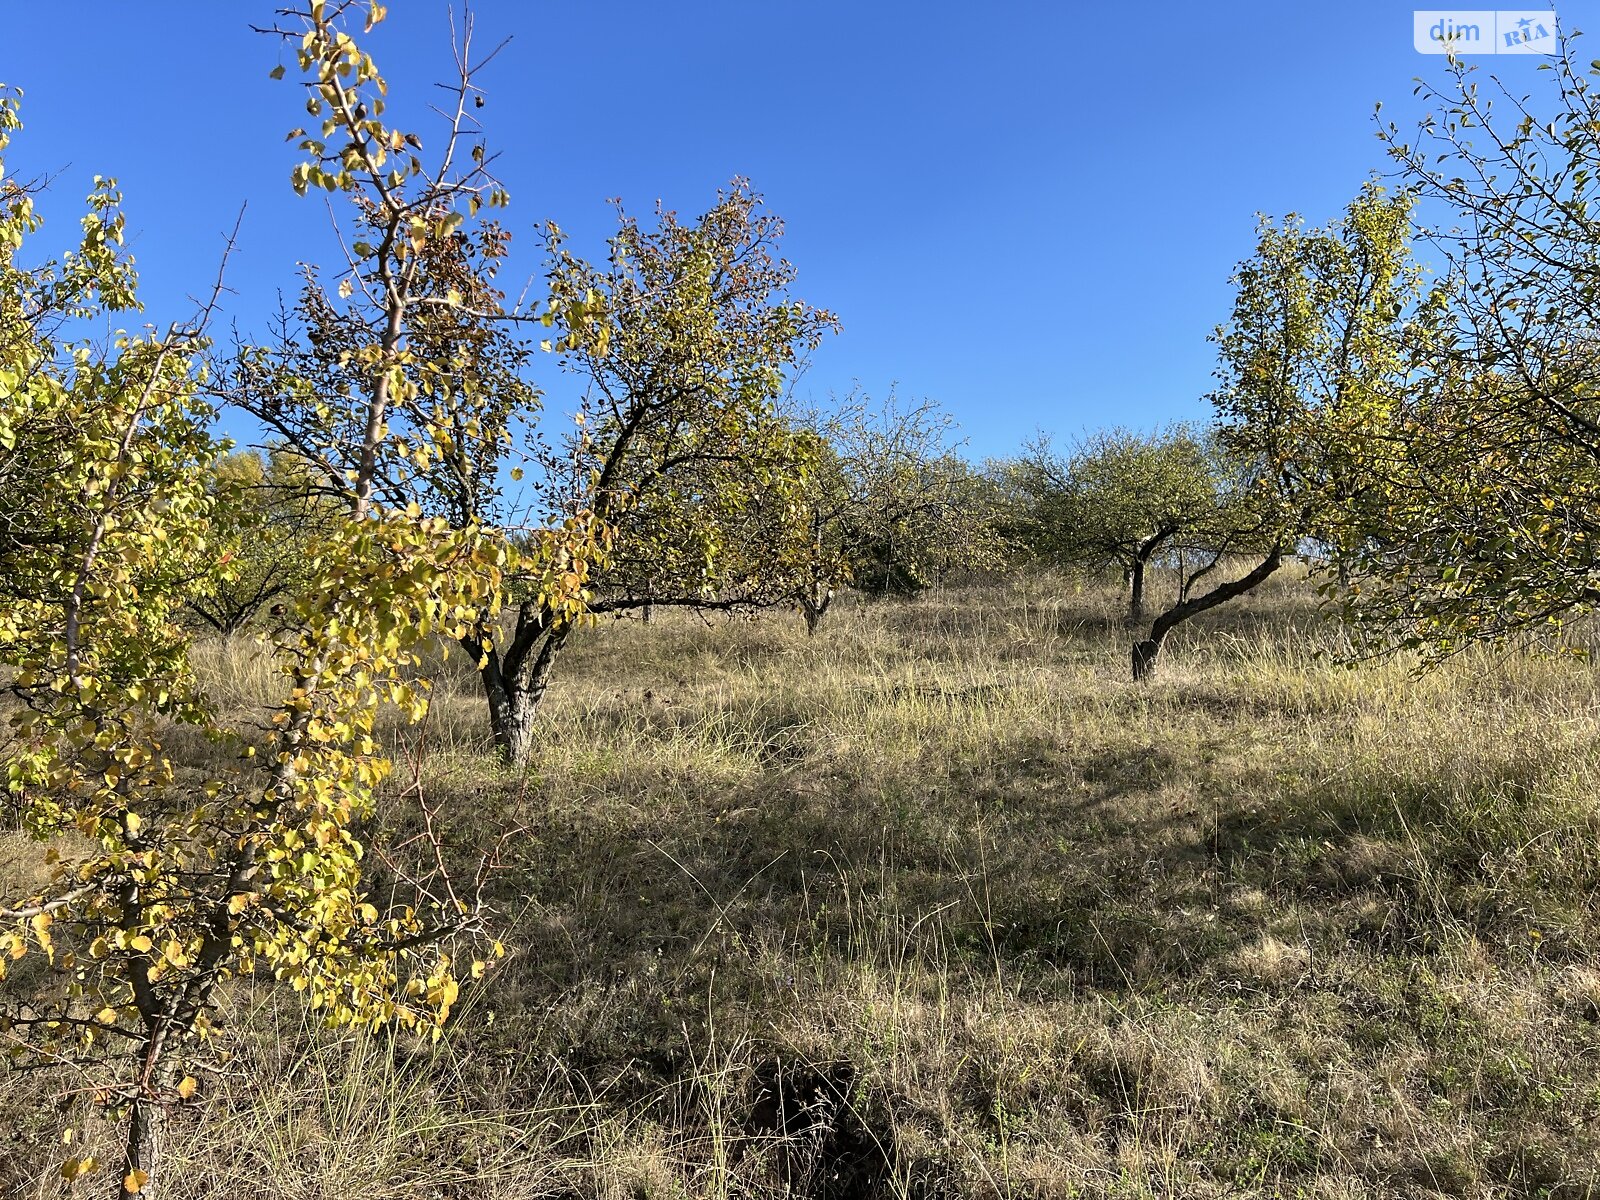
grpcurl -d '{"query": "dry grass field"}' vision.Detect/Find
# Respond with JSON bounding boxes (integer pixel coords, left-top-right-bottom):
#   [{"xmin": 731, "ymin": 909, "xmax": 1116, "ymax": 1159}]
[{"xmin": 7, "ymin": 571, "xmax": 1600, "ymax": 1199}]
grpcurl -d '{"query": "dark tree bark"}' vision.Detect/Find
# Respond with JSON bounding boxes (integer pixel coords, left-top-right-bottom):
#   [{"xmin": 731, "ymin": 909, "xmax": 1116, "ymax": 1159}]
[
  {"xmin": 467, "ymin": 600, "xmax": 568, "ymax": 769},
  {"xmin": 471, "ymin": 591, "xmax": 760, "ymax": 764},
  {"xmin": 640, "ymin": 574, "xmax": 656, "ymax": 625},
  {"xmin": 1131, "ymin": 545, "xmax": 1283, "ymax": 681},
  {"xmin": 800, "ymin": 585, "xmax": 832, "ymax": 635},
  {"xmin": 1126, "ymin": 527, "xmax": 1176, "ymax": 625},
  {"xmin": 120, "ymin": 1091, "xmax": 165, "ymax": 1199},
  {"xmin": 475, "ymin": 640, "xmax": 565, "ymax": 768}
]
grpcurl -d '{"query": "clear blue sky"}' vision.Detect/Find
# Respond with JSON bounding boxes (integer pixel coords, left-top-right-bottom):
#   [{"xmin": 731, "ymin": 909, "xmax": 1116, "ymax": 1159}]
[{"xmin": 2, "ymin": 2, "xmax": 1586, "ymax": 458}]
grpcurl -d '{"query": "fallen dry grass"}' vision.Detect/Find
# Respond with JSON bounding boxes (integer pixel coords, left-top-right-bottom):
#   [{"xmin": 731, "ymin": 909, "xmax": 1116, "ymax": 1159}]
[{"xmin": 7, "ymin": 569, "xmax": 1600, "ymax": 1198}]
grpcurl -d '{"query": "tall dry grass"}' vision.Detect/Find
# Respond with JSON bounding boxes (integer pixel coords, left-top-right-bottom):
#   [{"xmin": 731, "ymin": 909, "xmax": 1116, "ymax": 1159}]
[{"xmin": 7, "ymin": 571, "xmax": 1600, "ymax": 1198}]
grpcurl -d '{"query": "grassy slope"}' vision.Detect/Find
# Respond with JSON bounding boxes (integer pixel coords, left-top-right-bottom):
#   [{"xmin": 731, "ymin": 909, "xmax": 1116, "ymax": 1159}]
[{"xmin": 7, "ymin": 572, "xmax": 1600, "ymax": 1199}]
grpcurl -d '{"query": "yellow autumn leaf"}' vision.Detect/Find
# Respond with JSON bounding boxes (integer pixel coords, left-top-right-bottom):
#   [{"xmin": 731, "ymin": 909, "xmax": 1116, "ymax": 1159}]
[{"xmin": 60, "ymin": 1155, "xmax": 98, "ymax": 1180}]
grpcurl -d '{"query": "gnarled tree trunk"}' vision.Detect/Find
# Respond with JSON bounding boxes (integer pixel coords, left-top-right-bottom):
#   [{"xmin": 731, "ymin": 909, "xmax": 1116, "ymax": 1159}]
[
  {"xmin": 120, "ymin": 1090, "xmax": 165, "ymax": 1199},
  {"xmin": 467, "ymin": 601, "xmax": 569, "ymax": 768},
  {"xmin": 800, "ymin": 586, "xmax": 832, "ymax": 636},
  {"xmin": 1131, "ymin": 545, "xmax": 1283, "ymax": 681},
  {"xmin": 1128, "ymin": 555, "xmax": 1147, "ymax": 624},
  {"xmin": 1126, "ymin": 527, "xmax": 1176, "ymax": 626}
]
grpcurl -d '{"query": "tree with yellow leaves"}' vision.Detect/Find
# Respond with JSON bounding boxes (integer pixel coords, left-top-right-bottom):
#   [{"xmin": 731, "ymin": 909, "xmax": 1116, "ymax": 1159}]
[{"xmin": 0, "ymin": 4, "xmax": 596, "ymax": 1195}]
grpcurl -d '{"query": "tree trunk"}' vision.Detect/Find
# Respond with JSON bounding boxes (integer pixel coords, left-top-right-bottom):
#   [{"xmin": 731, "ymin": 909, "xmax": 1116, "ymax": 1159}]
[
  {"xmin": 515, "ymin": 630, "xmax": 564, "ymax": 746},
  {"xmin": 1130, "ymin": 546, "xmax": 1284, "ymax": 682},
  {"xmin": 800, "ymin": 522, "xmax": 834, "ymax": 636},
  {"xmin": 120, "ymin": 1090, "xmax": 165, "ymax": 1199},
  {"xmin": 478, "ymin": 656, "xmax": 531, "ymax": 768},
  {"xmin": 477, "ymin": 624, "xmax": 568, "ymax": 769},
  {"xmin": 1128, "ymin": 556, "xmax": 1146, "ymax": 625},
  {"xmin": 800, "ymin": 587, "xmax": 832, "ymax": 636},
  {"xmin": 1131, "ymin": 637, "xmax": 1163, "ymax": 681}
]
